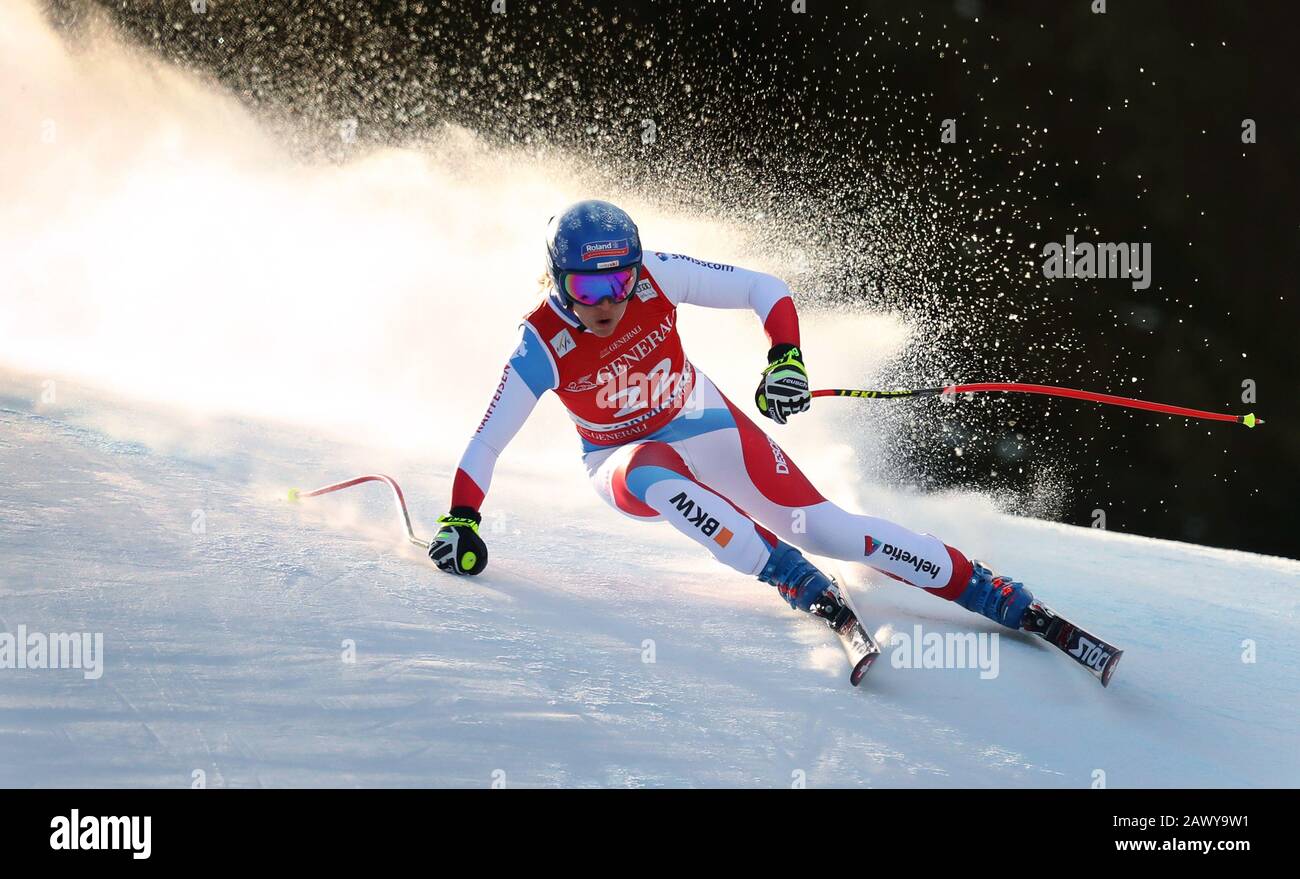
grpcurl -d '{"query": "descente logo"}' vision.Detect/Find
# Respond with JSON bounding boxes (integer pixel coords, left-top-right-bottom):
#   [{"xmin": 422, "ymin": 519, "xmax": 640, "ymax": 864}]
[
  {"xmin": 50, "ymin": 810, "xmax": 151, "ymax": 859},
  {"xmin": 765, "ymin": 435, "xmax": 789, "ymax": 474}
]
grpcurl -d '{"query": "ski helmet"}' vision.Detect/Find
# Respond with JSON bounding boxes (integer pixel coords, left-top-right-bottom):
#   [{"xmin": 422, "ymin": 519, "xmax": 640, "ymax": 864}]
[{"xmin": 545, "ymin": 199, "xmax": 643, "ymax": 307}]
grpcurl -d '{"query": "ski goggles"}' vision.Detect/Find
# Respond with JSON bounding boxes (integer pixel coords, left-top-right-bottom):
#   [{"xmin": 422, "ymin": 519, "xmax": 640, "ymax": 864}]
[{"xmin": 558, "ymin": 264, "xmax": 640, "ymax": 307}]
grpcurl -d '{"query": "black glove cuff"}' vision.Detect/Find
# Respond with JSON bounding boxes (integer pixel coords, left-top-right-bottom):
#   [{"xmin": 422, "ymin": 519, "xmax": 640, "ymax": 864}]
[
  {"xmin": 448, "ymin": 506, "xmax": 482, "ymax": 525},
  {"xmin": 767, "ymin": 343, "xmax": 801, "ymax": 364}
]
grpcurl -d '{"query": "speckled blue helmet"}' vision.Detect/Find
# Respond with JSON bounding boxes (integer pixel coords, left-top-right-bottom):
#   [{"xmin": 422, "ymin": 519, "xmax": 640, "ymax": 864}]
[{"xmin": 545, "ymin": 200, "xmax": 643, "ymax": 306}]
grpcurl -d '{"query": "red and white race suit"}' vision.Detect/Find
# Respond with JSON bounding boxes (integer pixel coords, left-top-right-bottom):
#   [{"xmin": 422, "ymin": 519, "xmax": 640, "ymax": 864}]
[{"xmin": 450, "ymin": 250, "xmax": 972, "ymax": 598}]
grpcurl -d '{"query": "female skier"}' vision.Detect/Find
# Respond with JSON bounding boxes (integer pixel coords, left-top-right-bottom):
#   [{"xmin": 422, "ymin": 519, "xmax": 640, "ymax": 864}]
[{"xmin": 429, "ymin": 199, "xmax": 1034, "ymax": 640}]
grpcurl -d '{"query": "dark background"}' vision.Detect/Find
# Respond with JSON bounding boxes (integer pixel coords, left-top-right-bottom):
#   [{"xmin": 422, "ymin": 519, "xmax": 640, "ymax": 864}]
[{"xmin": 48, "ymin": 0, "xmax": 1298, "ymax": 558}]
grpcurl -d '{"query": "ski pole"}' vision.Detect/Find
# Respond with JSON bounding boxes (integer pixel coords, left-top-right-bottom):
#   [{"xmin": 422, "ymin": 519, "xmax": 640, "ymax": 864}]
[
  {"xmin": 811, "ymin": 382, "xmax": 1261, "ymax": 428},
  {"xmin": 287, "ymin": 474, "xmax": 430, "ymax": 549}
]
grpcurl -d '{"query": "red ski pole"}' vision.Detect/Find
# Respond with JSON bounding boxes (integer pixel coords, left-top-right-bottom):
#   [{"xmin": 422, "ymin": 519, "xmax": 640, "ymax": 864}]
[
  {"xmin": 287, "ymin": 474, "xmax": 430, "ymax": 549},
  {"xmin": 811, "ymin": 382, "xmax": 1262, "ymax": 428}
]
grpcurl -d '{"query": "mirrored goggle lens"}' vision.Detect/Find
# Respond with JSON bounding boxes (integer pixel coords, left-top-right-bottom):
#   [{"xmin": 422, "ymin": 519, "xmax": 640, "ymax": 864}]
[{"xmin": 563, "ymin": 266, "xmax": 638, "ymax": 306}]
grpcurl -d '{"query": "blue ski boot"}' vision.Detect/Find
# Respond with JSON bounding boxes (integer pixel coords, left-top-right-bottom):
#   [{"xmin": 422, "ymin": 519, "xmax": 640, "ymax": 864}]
[
  {"xmin": 758, "ymin": 543, "xmax": 837, "ymax": 613},
  {"xmin": 956, "ymin": 561, "xmax": 1035, "ymax": 629},
  {"xmin": 758, "ymin": 543, "xmax": 881, "ymax": 684}
]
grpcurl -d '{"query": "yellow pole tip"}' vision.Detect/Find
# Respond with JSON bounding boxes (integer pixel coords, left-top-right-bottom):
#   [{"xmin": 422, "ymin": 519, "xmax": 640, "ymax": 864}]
[
  {"xmin": 287, "ymin": 488, "xmax": 300, "ymax": 502},
  {"xmin": 1241, "ymin": 413, "xmax": 1259, "ymax": 428}
]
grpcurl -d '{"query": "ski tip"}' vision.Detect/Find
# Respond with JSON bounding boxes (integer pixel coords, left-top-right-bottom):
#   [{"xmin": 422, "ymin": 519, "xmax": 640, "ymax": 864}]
[
  {"xmin": 849, "ymin": 651, "xmax": 879, "ymax": 687},
  {"xmin": 287, "ymin": 487, "xmax": 301, "ymax": 503},
  {"xmin": 1101, "ymin": 649, "xmax": 1124, "ymax": 687}
]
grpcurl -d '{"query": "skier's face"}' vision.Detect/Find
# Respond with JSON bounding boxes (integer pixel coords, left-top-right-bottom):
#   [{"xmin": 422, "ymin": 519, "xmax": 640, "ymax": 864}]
[{"xmin": 572, "ymin": 296, "xmax": 628, "ymax": 337}]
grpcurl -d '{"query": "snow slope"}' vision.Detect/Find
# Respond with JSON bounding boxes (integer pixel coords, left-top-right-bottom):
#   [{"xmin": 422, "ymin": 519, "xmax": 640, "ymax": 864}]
[{"xmin": 2, "ymin": 367, "xmax": 1296, "ymax": 788}]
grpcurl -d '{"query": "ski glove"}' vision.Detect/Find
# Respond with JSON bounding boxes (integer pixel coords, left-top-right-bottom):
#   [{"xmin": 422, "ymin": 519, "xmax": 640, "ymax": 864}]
[
  {"xmin": 754, "ymin": 343, "xmax": 811, "ymax": 424},
  {"xmin": 428, "ymin": 506, "xmax": 488, "ymax": 575}
]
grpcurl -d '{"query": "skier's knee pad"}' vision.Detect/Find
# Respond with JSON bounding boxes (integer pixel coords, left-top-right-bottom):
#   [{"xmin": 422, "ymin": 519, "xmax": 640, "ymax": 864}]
[{"xmin": 605, "ymin": 441, "xmax": 694, "ymax": 519}]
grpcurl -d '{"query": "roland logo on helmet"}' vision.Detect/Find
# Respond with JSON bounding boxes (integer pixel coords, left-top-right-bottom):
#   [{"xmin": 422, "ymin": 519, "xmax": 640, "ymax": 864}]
[{"xmin": 582, "ymin": 239, "xmax": 630, "ymax": 261}]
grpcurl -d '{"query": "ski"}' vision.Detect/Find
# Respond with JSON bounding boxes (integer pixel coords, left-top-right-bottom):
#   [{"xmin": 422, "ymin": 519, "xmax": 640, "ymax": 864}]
[
  {"xmin": 810, "ymin": 578, "xmax": 881, "ymax": 686},
  {"xmin": 1019, "ymin": 602, "xmax": 1124, "ymax": 687}
]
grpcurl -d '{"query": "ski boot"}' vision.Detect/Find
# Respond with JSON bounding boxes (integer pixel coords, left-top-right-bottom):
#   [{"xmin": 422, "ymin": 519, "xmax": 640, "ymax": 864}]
[
  {"xmin": 956, "ymin": 560, "xmax": 1035, "ymax": 629},
  {"xmin": 961, "ymin": 562, "xmax": 1124, "ymax": 686},
  {"xmin": 758, "ymin": 544, "xmax": 881, "ymax": 684},
  {"xmin": 757, "ymin": 543, "xmax": 835, "ymax": 612}
]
